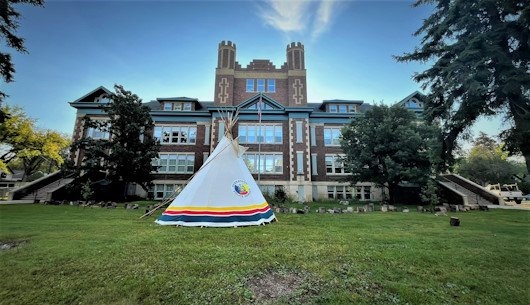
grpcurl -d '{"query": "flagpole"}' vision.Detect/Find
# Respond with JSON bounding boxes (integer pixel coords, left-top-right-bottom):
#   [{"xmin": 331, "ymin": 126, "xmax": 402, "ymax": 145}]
[{"xmin": 257, "ymin": 93, "xmax": 262, "ymax": 186}]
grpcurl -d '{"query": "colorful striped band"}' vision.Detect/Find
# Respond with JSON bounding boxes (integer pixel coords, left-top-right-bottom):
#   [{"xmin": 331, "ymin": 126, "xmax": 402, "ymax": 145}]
[
  {"xmin": 163, "ymin": 205, "xmax": 270, "ymax": 217},
  {"xmin": 157, "ymin": 209, "xmax": 275, "ymax": 224},
  {"xmin": 164, "ymin": 202, "xmax": 269, "ymax": 212}
]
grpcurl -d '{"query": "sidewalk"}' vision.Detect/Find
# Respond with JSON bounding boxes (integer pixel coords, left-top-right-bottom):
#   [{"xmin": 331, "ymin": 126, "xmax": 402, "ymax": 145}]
[{"xmin": 0, "ymin": 200, "xmax": 34, "ymax": 205}]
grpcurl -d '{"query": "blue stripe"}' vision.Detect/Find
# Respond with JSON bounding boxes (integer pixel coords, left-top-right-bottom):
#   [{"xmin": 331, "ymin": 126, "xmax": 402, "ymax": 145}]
[{"xmin": 157, "ymin": 210, "xmax": 275, "ymax": 223}]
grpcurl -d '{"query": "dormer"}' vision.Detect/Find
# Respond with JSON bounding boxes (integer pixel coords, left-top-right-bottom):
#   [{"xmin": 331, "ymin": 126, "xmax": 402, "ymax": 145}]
[
  {"xmin": 320, "ymin": 99, "xmax": 364, "ymax": 113},
  {"xmin": 236, "ymin": 93, "xmax": 285, "ymax": 111},
  {"xmin": 156, "ymin": 97, "xmax": 200, "ymax": 111},
  {"xmin": 396, "ymin": 91, "xmax": 425, "ymax": 114}
]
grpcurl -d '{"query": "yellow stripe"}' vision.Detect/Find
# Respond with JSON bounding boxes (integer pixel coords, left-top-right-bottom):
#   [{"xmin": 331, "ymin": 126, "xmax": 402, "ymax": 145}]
[{"xmin": 166, "ymin": 202, "xmax": 269, "ymax": 212}]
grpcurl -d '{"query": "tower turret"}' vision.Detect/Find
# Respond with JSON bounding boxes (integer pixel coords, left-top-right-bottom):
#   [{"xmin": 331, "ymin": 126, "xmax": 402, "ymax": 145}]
[
  {"xmin": 286, "ymin": 42, "xmax": 305, "ymax": 70},
  {"xmin": 217, "ymin": 40, "xmax": 236, "ymax": 69}
]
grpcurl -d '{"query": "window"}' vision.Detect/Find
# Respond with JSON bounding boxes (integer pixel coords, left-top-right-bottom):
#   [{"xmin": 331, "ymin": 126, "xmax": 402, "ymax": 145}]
[
  {"xmin": 204, "ymin": 125, "xmax": 210, "ymax": 144},
  {"xmin": 354, "ymin": 186, "xmax": 372, "ymax": 200},
  {"xmin": 173, "ymin": 103, "xmax": 182, "ymax": 111},
  {"xmin": 348, "ymin": 105, "xmax": 356, "ymax": 113},
  {"xmin": 324, "ymin": 127, "xmax": 341, "ymax": 146},
  {"xmin": 86, "ymin": 125, "xmax": 110, "ymax": 140},
  {"xmin": 259, "ymin": 185, "xmax": 283, "ymax": 196},
  {"xmin": 247, "ymin": 102, "xmax": 274, "ymax": 110},
  {"xmin": 310, "ymin": 126, "xmax": 316, "ymax": 146},
  {"xmin": 183, "ymin": 103, "xmax": 192, "ymax": 111},
  {"xmin": 327, "ymin": 186, "xmax": 353, "ymax": 199},
  {"xmin": 246, "ymin": 79, "xmax": 254, "ymax": 92},
  {"xmin": 153, "ymin": 125, "xmax": 197, "ymax": 145},
  {"xmin": 162, "ymin": 102, "xmax": 191, "ymax": 111},
  {"xmin": 203, "ymin": 152, "xmax": 209, "ymax": 165},
  {"xmin": 257, "ymin": 79, "xmax": 265, "ymax": 92},
  {"xmin": 296, "ymin": 152, "xmax": 303, "ymax": 174},
  {"xmin": 219, "ymin": 121, "xmax": 225, "ymax": 138},
  {"xmin": 296, "ymin": 121, "xmax": 303, "ymax": 143},
  {"xmin": 149, "ymin": 183, "xmax": 183, "ymax": 200},
  {"xmin": 152, "ymin": 153, "xmax": 195, "ymax": 173},
  {"xmin": 311, "ymin": 154, "xmax": 318, "ymax": 175},
  {"xmin": 163, "ymin": 103, "xmax": 173, "ymax": 111},
  {"xmin": 329, "ymin": 105, "xmax": 338, "ymax": 112},
  {"xmin": 325, "ymin": 155, "xmax": 349, "ymax": 174},
  {"xmin": 267, "ymin": 79, "xmax": 276, "ymax": 92},
  {"xmin": 243, "ymin": 153, "xmax": 283, "ymax": 174},
  {"xmin": 238, "ymin": 124, "xmax": 282, "ymax": 144},
  {"xmin": 339, "ymin": 105, "xmax": 347, "ymax": 113}
]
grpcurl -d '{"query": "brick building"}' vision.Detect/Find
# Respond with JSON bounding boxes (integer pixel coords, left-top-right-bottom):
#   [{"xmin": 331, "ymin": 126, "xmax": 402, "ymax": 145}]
[{"xmin": 69, "ymin": 41, "xmax": 424, "ymax": 201}]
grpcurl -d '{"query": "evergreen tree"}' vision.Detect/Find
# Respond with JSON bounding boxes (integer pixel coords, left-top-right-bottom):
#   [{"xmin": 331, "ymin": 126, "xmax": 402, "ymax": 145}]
[
  {"xmin": 341, "ymin": 105, "xmax": 442, "ymax": 204},
  {"xmin": 71, "ymin": 85, "xmax": 160, "ymax": 197},
  {"xmin": 0, "ymin": 0, "xmax": 45, "ymax": 103},
  {"xmin": 395, "ymin": 0, "xmax": 530, "ymax": 171}
]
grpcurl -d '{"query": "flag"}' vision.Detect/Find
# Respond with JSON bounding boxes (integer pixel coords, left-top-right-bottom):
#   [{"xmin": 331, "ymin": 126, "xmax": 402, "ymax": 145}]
[{"xmin": 257, "ymin": 94, "xmax": 262, "ymax": 123}]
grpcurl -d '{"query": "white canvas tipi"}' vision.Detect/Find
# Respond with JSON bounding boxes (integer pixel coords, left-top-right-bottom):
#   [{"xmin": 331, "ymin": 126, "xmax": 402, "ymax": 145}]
[{"xmin": 155, "ymin": 130, "xmax": 276, "ymax": 227}]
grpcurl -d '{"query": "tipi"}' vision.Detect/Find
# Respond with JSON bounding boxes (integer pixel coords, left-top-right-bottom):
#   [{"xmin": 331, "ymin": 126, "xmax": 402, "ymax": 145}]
[{"xmin": 155, "ymin": 115, "xmax": 276, "ymax": 227}]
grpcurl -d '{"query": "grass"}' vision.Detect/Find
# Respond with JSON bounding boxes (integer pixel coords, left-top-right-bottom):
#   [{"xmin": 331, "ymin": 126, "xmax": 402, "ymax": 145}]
[{"xmin": 0, "ymin": 204, "xmax": 528, "ymax": 305}]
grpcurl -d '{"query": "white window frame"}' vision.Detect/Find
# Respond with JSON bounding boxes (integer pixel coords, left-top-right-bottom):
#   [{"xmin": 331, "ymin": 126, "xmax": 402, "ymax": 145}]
[
  {"xmin": 257, "ymin": 79, "xmax": 265, "ymax": 92},
  {"xmin": 296, "ymin": 151, "xmax": 304, "ymax": 174},
  {"xmin": 154, "ymin": 125, "xmax": 197, "ymax": 145},
  {"xmin": 246, "ymin": 79, "xmax": 255, "ymax": 92},
  {"xmin": 327, "ymin": 185, "xmax": 353, "ymax": 200},
  {"xmin": 204, "ymin": 125, "xmax": 211, "ymax": 145},
  {"xmin": 267, "ymin": 79, "xmax": 276, "ymax": 92},
  {"xmin": 329, "ymin": 105, "xmax": 338, "ymax": 113},
  {"xmin": 163, "ymin": 103, "xmax": 173, "ymax": 111},
  {"xmin": 152, "ymin": 153, "xmax": 195, "ymax": 174},
  {"xmin": 296, "ymin": 121, "xmax": 303, "ymax": 143},
  {"xmin": 324, "ymin": 127, "xmax": 342, "ymax": 146},
  {"xmin": 311, "ymin": 154, "xmax": 318, "ymax": 175},
  {"xmin": 183, "ymin": 102, "xmax": 192, "ymax": 111},
  {"xmin": 325, "ymin": 154, "xmax": 349, "ymax": 175},
  {"xmin": 338, "ymin": 105, "xmax": 347, "ymax": 113},
  {"xmin": 243, "ymin": 152, "xmax": 283, "ymax": 174},
  {"xmin": 150, "ymin": 183, "xmax": 183, "ymax": 200},
  {"xmin": 310, "ymin": 126, "xmax": 316, "ymax": 146},
  {"xmin": 238, "ymin": 123, "xmax": 282, "ymax": 144},
  {"xmin": 86, "ymin": 119, "xmax": 110, "ymax": 140},
  {"xmin": 348, "ymin": 105, "xmax": 356, "ymax": 113}
]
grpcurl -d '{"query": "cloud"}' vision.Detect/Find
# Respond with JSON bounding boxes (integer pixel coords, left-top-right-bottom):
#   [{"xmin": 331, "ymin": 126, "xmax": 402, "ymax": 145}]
[
  {"xmin": 311, "ymin": 0, "xmax": 339, "ymax": 40},
  {"xmin": 257, "ymin": 0, "xmax": 341, "ymax": 41},
  {"xmin": 258, "ymin": 0, "xmax": 312, "ymax": 33}
]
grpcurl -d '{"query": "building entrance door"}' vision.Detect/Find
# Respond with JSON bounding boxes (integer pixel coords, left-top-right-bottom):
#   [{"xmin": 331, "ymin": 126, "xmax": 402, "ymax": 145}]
[{"xmin": 297, "ymin": 185, "xmax": 305, "ymax": 202}]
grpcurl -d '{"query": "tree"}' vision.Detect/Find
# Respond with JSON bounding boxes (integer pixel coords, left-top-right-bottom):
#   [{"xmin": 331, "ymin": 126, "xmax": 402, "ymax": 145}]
[
  {"xmin": 395, "ymin": 0, "xmax": 530, "ymax": 171},
  {"xmin": 455, "ymin": 132, "xmax": 525, "ymax": 186},
  {"xmin": 0, "ymin": 104, "xmax": 35, "ymax": 173},
  {"xmin": 0, "ymin": 105, "xmax": 70, "ymax": 179},
  {"xmin": 341, "ymin": 105, "xmax": 442, "ymax": 204},
  {"xmin": 71, "ymin": 85, "xmax": 160, "ymax": 197},
  {"xmin": 0, "ymin": 0, "xmax": 44, "ymax": 103}
]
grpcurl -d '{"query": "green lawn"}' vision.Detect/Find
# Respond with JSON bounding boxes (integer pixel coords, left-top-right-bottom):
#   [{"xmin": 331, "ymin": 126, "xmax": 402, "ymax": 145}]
[{"xmin": 0, "ymin": 204, "xmax": 528, "ymax": 305}]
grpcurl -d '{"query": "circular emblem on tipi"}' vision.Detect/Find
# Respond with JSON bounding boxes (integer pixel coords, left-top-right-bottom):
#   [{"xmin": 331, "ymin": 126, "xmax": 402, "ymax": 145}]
[{"xmin": 232, "ymin": 179, "xmax": 250, "ymax": 197}]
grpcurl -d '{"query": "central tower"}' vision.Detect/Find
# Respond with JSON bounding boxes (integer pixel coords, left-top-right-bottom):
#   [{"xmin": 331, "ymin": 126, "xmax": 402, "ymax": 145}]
[{"xmin": 213, "ymin": 41, "xmax": 307, "ymax": 106}]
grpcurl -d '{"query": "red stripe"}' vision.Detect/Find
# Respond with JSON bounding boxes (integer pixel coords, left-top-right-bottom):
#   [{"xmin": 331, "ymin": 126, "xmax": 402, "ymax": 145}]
[{"xmin": 163, "ymin": 206, "xmax": 270, "ymax": 216}]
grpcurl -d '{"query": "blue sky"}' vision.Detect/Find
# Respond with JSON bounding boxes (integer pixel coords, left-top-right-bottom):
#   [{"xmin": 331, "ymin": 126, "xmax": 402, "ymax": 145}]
[{"xmin": 3, "ymin": 0, "xmax": 504, "ymax": 140}]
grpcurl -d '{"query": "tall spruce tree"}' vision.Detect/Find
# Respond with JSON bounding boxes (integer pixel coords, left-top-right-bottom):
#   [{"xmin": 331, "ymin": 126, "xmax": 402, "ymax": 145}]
[
  {"xmin": 341, "ymin": 105, "xmax": 442, "ymax": 204},
  {"xmin": 72, "ymin": 85, "xmax": 159, "ymax": 197},
  {"xmin": 0, "ymin": 0, "xmax": 45, "ymax": 121},
  {"xmin": 395, "ymin": 0, "xmax": 530, "ymax": 171}
]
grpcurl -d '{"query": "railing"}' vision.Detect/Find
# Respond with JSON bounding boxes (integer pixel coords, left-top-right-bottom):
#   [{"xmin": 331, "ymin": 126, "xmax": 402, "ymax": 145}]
[{"xmin": 442, "ymin": 174, "xmax": 501, "ymax": 205}]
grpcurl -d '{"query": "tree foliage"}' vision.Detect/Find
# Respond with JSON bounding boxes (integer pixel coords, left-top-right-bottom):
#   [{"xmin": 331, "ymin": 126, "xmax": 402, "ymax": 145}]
[
  {"xmin": 396, "ymin": 0, "xmax": 530, "ymax": 171},
  {"xmin": 455, "ymin": 132, "xmax": 526, "ymax": 186},
  {"xmin": 71, "ymin": 85, "xmax": 160, "ymax": 195},
  {"xmin": 0, "ymin": 0, "xmax": 44, "ymax": 102},
  {"xmin": 0, "ymin": 105, "xmax": 70, "ymax": 179},
  {"xmin": 341, "ymin": 105, "xmax": 442, "ymax": 203}
]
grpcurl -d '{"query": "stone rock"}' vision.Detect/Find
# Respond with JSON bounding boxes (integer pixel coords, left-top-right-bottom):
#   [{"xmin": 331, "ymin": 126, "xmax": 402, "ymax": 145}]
[
  {"xmin": 303, "ymin": 206, "xmax": 310, "ymax": 213},
  {"xmin": 318, "ymin": 207, "xmax": 326, "ymax": 214},
  {"xmin": 434, "ymin": 206, "xmax": 447, "ymax": 213},
  {"xmin": 442, "ymin": 203, "xmax": 450, "ymax": 208},
  {"xmin": 388, "ymin": 205, "xmax": 396, "ymax": 212},
  {"xmin": 402, "ymin": 208, "xmax": 409, "ymax": 213},
  {"xmin": 274, "ymin": 207, "xmax": 281, "ymax": 213},
  {"xmin": 327, "ymin": 209, "xmax": 335, "ymax": 214},
  {"xmin": 365, "ymin": 205, "xmax": 373, "ymax": 212},
  {"xmin": 381, "ymin": 205, "xmax": 388, "ymax": 212},
  {"xmin": 339, "ymin": 200, "xmax": 349, "ymax": 205},
  {"xmin": 290, "ymin": 208, "xmax": 298, "ymax": 214},
  {"xmin": 345, "ymin": 207, "xmax": 354, "ymax": 213},
  {"xmin": 357, "ymin": 207, "xmax": 365, "ymax": 213},
  {"xmin": 449, "ymin": 205, "xmax": 459, "ymax": 212},
  {"xmin": 450, "ymin": 217, "xmax": 460, "ymax": 226},
  {"xmin": 333, "ymin": 207, "xmax": 342, "ymax": 214},
  {"xmin": 417, "ymin": 206, "xmax": 424, "ymax": 212},
  {"xmin": 479, "ymin": 205, "xmax": 489, "ymax": 211}
]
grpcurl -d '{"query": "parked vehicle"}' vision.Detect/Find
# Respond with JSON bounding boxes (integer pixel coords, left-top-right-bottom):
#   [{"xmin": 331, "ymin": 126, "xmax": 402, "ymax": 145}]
[{"xmin": 486, "ymin": 183, "xmax": 525, "ymax": 204}]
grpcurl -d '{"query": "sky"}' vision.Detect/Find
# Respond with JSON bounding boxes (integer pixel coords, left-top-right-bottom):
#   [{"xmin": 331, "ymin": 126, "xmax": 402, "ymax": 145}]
[{"xmin": 2, "ymin": 0, "xmax": 506, "ymax": 141}]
